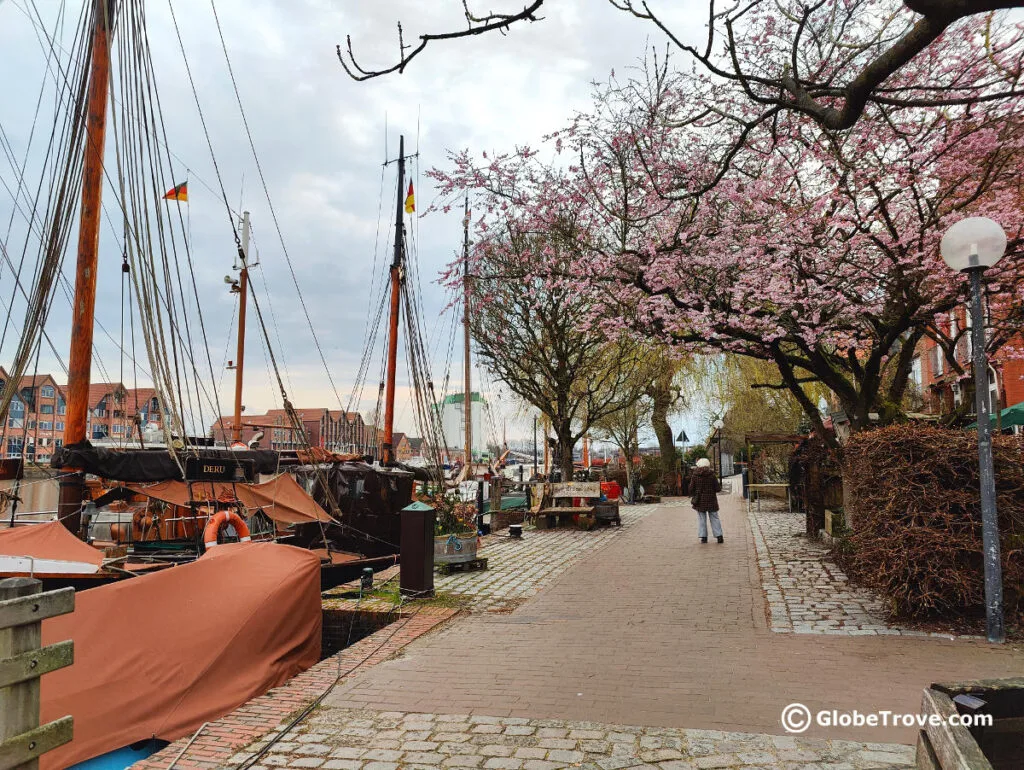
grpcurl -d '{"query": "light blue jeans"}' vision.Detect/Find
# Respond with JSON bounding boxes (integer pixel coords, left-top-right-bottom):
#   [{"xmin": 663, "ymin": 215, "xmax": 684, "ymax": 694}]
[{"xmin": 696, "ymin": 510, "xmax": 723, "ymax": 539}]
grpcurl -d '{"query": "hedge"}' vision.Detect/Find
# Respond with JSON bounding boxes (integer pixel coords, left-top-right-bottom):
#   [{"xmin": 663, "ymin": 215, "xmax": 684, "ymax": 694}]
[{"xmin": 838, "ymin": 424, "xmax": 1024, "ymax": 619}]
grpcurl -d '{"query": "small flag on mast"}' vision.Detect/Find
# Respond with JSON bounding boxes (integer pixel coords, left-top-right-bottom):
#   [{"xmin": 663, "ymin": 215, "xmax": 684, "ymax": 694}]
[
  {"xmin": 404, "ymin": 181, "xmax": 415, "ymax": 214},
  {"xmin": 163, "ymin": 182, "xmax": 188, "ymax": 202}
]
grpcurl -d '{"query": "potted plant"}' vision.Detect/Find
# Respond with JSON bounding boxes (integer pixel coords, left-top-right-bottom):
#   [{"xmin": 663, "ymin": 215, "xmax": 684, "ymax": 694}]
[{"xmin": 433, "ymin": 494, "xmax": 479, "ymax": 564}]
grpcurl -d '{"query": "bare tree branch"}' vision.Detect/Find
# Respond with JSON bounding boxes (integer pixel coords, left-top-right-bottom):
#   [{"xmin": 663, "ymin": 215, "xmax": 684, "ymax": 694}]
[
  {"xmin": 339, "ymin": 0, "xmax": 1024, "ymax": 134},
  {"xmin": 337, "ymin": 1, "xmax": 545, "ymax": 81}
]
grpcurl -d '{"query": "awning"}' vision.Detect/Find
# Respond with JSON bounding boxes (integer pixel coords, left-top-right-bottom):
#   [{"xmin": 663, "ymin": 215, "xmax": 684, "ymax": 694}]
[
  {"xmin": 125, "ymin": 473, "xmax": 333, "ymax": 525},
  {"xmin": 0, "ymin": 521, "xmax": 104, "ymax": 575},
  {"xmin": 967, "ymin": 401, "xmax": 1024, "ymax": 430},
  {"xmin": 40, "ymin": 542, "xmax": 321, "ymax": 769}
]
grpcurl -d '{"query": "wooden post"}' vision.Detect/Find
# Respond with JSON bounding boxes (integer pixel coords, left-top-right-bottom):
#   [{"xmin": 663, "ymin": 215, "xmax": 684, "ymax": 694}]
[
  {"xmin": 231, "ymin": 212, "xmax": 251, "ymax": 444},
  {"xmin": 382, "ymin": 136, "xmax": 405, "ymax": 465},
  {"xmin": 0, "ymin": 579, "xmax": 75, "ymax": 770},
  {"xmin": 489, "ymin": 476, "xmax": 502, "ymax": 514},
  {"xmin": 58, "ymin": 0, "xmax": 117, "ymax": 533}
]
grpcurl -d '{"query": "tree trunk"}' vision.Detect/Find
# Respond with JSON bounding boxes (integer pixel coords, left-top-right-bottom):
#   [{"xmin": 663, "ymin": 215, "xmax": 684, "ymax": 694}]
[
  {"xmin": 555, "ymin": 419, "xmax": 575, "ymax": 482},
  {"xmin": 805, "ymin": 456, "xmax": 825, "ymax": 539},
  {"xmin": 650, "ymin": 395, "xmax": 678, "ymax": 494},
  {"xmin": 648, "ymin": 369, "xmax": 679, "ymax": 494},
  {"xmin": 623, "ymin": 454, "xmax": 635, "ymax": 504}
]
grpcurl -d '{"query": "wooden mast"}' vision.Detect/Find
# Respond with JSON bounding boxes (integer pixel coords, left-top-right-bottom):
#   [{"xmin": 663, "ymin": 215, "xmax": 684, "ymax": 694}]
[
  {"xmin": 381, "ymin": 136, "xmax": 405, "ymax": 465},
  {"xmin": 231, "ymin": 211, "xmax": 251, "ymax": 444},
  {"xmin": 58, "ymin": 0, "xmax": 116, "ymax": 533},
  {"xmin": 462, "ymin": 194, "xmax": 472, "ymax": 467}
]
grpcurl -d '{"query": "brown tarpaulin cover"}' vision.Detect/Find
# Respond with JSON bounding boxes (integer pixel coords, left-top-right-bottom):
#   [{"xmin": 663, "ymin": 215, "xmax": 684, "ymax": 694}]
[
  {"xmin": 39, "ymin": 542, "xmax": 322, "ymax": 769},
  {"xmin": 126, "ymin": 473, "xmax": 333, "ymax": 524},
  {"xmin": 0, "ymin": 520, "xmax": 104, "ymax": 566}
]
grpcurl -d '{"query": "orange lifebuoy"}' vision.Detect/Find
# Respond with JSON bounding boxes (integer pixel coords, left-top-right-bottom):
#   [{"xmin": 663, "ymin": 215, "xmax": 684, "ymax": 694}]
[{"xmin": 202, "ymin": 510, "xmax": 251, "ymax": 549}]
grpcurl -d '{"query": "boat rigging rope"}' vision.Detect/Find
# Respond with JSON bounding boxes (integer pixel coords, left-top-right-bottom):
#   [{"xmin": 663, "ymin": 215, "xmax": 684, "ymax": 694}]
[
  {"xmin": 0, "ymin": 0, "xmax": 90, "ymax": 436},
  {"xmin": 205, "ymin": 0, "xmax": 349, "ymax": 417}
]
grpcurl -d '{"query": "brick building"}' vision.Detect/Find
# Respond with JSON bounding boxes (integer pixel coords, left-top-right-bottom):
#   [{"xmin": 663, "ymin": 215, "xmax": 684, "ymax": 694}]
[
  {"xmin": 0, "ymin": 371, "xmax": 167, "ymax": 461},
  {"xmin": 209, "ymin": 408, "xmax": 377, "ymax": 453},
  {"xmin": 910, "ymin": 308, "xmax": 1024, "ymax": 419},
  {"xmin": 0, "ymin": 370, "xmax": 66, "ymax": 463}
]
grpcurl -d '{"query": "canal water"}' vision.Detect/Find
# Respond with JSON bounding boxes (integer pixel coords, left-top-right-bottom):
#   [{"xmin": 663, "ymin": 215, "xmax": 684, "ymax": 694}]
[{"xmin": 0, "ymin": 470, "xmax": 59, "ymax": 525}]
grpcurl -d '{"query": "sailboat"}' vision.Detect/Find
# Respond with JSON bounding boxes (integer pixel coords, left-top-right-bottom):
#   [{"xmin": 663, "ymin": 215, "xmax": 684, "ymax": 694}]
[
  {"xmin": 0, "ymin": 0, "xmax": 425, "ymax": 592},
  {"xmin": 0, "ymin": 2, "xmax": 417, "ymax": 766}
]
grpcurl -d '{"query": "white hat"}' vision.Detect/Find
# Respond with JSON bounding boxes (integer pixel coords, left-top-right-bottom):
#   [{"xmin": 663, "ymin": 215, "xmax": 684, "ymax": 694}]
[{"xmin": 696, "ymin": 458, "xmax": 711, "ymax": 468}]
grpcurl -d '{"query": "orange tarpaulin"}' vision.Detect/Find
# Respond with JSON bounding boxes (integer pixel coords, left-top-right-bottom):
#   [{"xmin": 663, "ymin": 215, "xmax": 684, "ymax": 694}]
[
  {"xmin": 40, "ymin": 542, "xmax": 321, "ymax": 769},
  {"xmin": 0, "ymin": 520, "xmax": 104, "ymax": 566},
  {"xmin": 126, "ymin": 472, "xmax": 333, "ymax": 525}
]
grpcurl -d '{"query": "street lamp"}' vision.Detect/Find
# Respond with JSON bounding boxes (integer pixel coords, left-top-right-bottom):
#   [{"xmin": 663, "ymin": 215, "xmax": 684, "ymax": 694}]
[
  {"xmin": 940, "ymin": 216, "xmax": 1007, "ymax": 644},
  {"xmin": 713, "ymin": 418, "xmax": 725, "ymax": 483}
]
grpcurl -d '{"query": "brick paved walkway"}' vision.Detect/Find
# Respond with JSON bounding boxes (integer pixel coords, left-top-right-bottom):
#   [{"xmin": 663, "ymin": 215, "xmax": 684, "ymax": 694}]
[
  {"xmin": 437, "ymin": 505, "xmax": 659, "ymax": 612},
  {"xmin": 747, "ymin": 504, "xmax": 948, "ymax": 637},
  {"xmin": 246, "ymin": 708, "xmax": 916, "ymax": 769},
  {"xmin": 323, "ymin": 490, "xmax": 1024, "ymax": 743}
]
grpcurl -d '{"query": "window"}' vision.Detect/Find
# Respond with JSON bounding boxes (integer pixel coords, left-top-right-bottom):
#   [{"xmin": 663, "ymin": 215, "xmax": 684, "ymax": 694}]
[
  {"xmin": 911, "ymin": 357, "xmax": 922, "ymax": 388},
  {"xmin": 36, "ymin": 454, "xmax": 49, "ymax": 462},
  {"xmin": 40, "ymin": 385, "xmax": 54, "ymax": 398},
  {"xmin": 112, "ymin": 424, "xmax": 126, "ymax": 435},
  {"xmin": 933, "ymin": 346, "xmax": 944, "ymax": 377},
  {"xmin": 41, "ymin": 404, "xmax": 53, "ymax": 414},
  {"xmin": 38, "ymin": 421, "xmax": 53, "ymax": 431},
  {"xmin": 57, "ymin": 399, "xmax": 66, "ymax": 415},
  {"xmin": 54, "ymin": 439, "xmax": 63, "ymax": 450},
  {"xmin": 27, "ymin": 420, "xmax": 36, "ymax": 430},
  {"xmin": 7, "ymin": 418, "xmax": 22, "ymax": 429},
  {"xmin": 9, "ymin": 399, "xmax": 23, "ymax": 415},
  {"xmin": 94, "ymin": 408, "xmax": 106, "ymax": 418},
  {"xmin": 55, "ymin": 422, "xmax": 64, "ymax": 431},
  {"xmin": 7, "ymin": 438, "xmax": 22, "ymax": 456}
]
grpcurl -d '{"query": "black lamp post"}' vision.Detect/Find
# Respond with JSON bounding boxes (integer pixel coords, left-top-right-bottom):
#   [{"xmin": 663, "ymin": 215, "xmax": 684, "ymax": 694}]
[
  {"xmin": 713, "ymin": 418, "xmax": 724, "ymax": 483},
  {"xmin": 940, "ymin": 216, "xmax": 1007, "ymax": 644}
]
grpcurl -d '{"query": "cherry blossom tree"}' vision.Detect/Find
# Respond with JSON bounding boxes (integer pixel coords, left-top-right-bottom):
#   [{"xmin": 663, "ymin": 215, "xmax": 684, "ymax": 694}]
[{"xmin": 431, "ymin": 55, "xmax": 1024, "ymax": 445}]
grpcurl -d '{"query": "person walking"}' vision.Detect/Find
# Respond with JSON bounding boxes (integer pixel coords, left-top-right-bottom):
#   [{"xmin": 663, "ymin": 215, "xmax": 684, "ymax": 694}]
[{"xmin": 689, "ymin": 457, "xmax": 723, "ymax": 543}]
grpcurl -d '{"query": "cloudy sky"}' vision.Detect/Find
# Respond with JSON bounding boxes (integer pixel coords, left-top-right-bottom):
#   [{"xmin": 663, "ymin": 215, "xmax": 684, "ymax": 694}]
[{"xmin": 0, "ymin": 0, "xmax": 713, "ymax": 446}]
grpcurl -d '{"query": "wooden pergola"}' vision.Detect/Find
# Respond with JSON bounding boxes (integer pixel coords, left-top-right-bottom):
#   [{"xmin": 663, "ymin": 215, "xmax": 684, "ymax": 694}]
[{"xmin": 743, "ymin": 433, "xmax": 804, "ymax": 512}]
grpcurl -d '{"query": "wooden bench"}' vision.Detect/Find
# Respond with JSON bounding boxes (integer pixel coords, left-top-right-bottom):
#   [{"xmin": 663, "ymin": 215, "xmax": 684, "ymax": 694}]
[
  {"xmin": 535, "ymin": 482, "xmax": 620, "ymax": 530},
  {"xmin": 534, "ymin": 505, "xmax": 596, "ymax": 530}
]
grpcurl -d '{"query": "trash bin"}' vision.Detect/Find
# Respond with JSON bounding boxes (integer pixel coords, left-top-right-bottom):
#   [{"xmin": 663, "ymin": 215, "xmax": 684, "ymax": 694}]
[
  {"xmin": 400, "ymin": 501, "xmax": 435, "ymax": 598},
  {"xmin": 741, "ymin": 467, "xmax": 749, "ymax": 499}
]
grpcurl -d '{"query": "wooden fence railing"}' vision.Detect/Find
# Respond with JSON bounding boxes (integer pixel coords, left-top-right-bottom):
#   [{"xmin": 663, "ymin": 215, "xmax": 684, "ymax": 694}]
[{"xmin": 0, "ymin": 578, "xmax": 74, "ymax": 770}]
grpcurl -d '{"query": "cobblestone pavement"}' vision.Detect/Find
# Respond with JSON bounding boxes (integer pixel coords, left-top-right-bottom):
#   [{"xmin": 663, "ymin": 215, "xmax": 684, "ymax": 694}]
[
  {"xmin": 746, "ymin": 502, "xmax": 974, "ymax": 638},
  {"xmin": 240, "ymin": 708, "xmax": 916, "ymax": 769},
  {"xmin": 436, "ymin": 505, "xmax": 659, "ymax": 612},
  {"xmin": 325, "ymin": 490, "xmax": 1023, "ymax": 742}
]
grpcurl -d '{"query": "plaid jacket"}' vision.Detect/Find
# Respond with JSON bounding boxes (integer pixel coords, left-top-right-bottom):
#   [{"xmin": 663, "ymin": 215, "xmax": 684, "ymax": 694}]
[{"xmin": 688, "ymin": 467, "xmax": 721, "ymax": 512}]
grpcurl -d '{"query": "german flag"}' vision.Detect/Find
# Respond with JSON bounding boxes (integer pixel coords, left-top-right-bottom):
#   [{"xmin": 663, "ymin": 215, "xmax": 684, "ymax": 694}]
[{"xmin": 163, "ymin": 182, "xmax": 188, "ymax": 202}]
